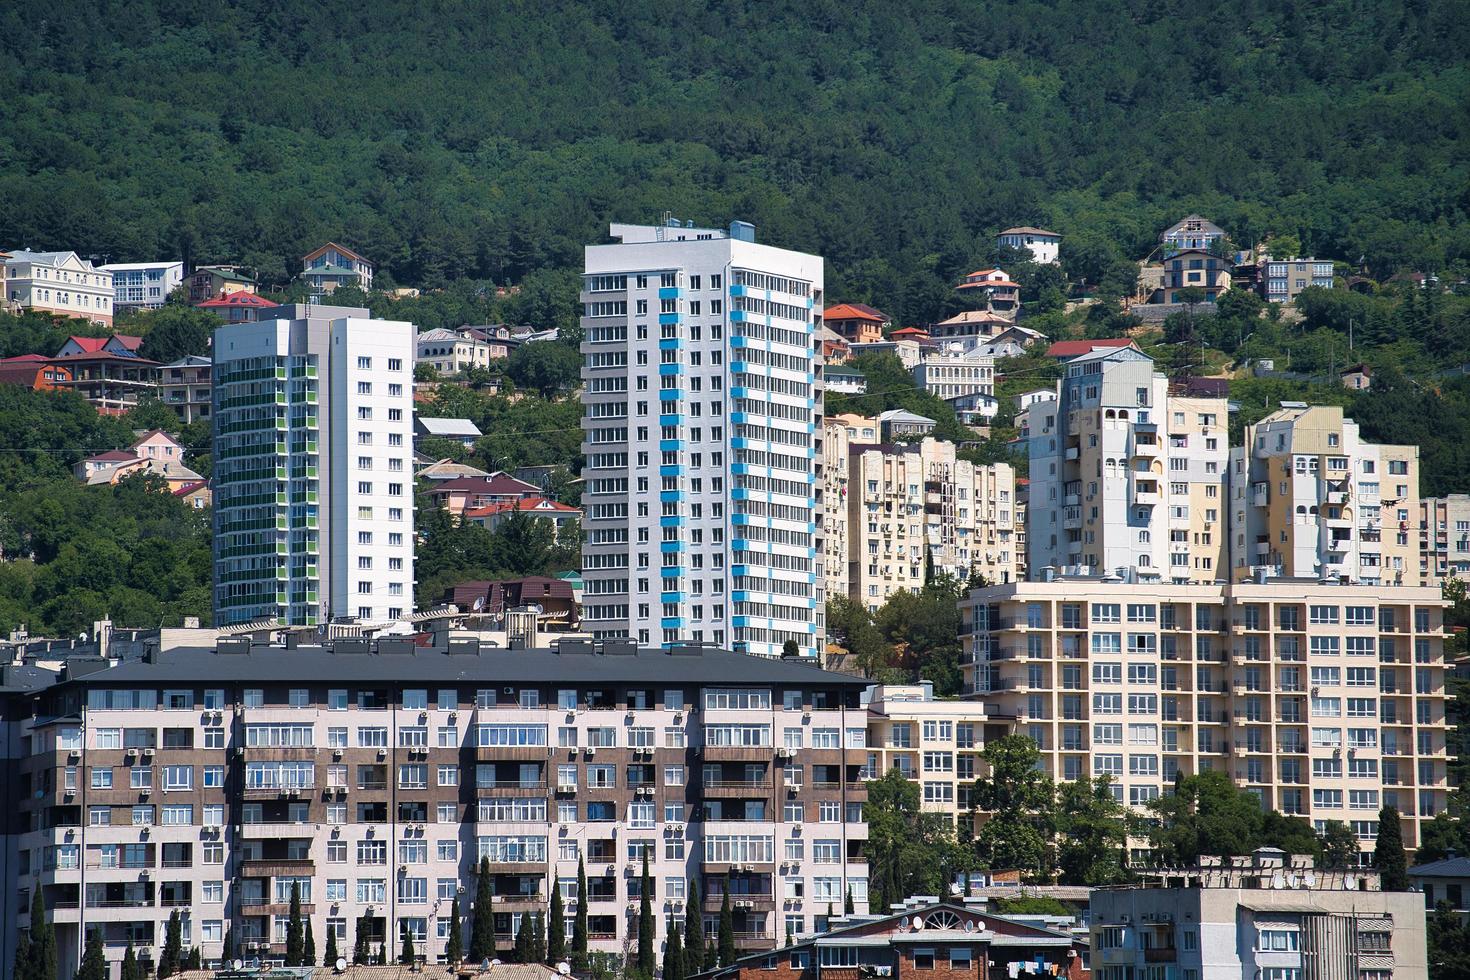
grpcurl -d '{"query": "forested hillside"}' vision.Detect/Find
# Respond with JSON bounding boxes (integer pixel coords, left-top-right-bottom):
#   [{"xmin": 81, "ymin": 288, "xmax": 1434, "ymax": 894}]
[{"xmin": 2, "ymin": 0, "xmax": 1467, "ymax": 324}]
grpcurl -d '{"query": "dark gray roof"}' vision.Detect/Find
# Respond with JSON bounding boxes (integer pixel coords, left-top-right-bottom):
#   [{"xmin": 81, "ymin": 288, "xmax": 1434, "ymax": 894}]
[
  {"xmin": 45, "ymin": 643, "xmax": 868, "ymax": 689},
  {"xmin": 0, "ymin": 663, "xmax": 61, "ymax": 694},
  {"xmin": 1410, "ymin": 857, "xmax": 1470, "ymax": 878}
]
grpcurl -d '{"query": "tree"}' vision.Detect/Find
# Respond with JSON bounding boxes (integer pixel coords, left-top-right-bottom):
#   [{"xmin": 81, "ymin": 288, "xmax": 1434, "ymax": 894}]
[
  {"xmin": 532, "ymin": 911, "xmax": 546, "ymax": 964},
  {"xmin": 1055, "ymin": 776, "xmax": 1129, "ymax": 886},
  {"xmin": 121, "ymin": 943, "xmax": 141, "ymax": 980},
  {"xmin": 137, "ymin": 306, "xmax": 216, "ymax": 363},
  {"xmin": 865, "ymin": 769, "xmax": 962, "ymax": 912},
  {"xmin": 160, "ymin": 909, "xmax": 183, "ymax": 978},
  {"xmin": 513, "ymin": 913, "xmax": 533, "ymax": 963},
  {"xmin": 1319, "ymin": 821, "xmax": 1361, "ymax": 870},
  {"xmin": 1259, "ymin": 810, "xmax": 1324, "ymax": 858},
  {"xmin": 401, "ymin": 920, "xmax": 417, "ymax": 966},
  {"xmin": 782, "ymin": 638, "xmax": 800, "ymax": 657},
  {"xmin": 1147, "ymin": 770, "xmax": 1264, "ymax": 864},
  {"xmin": 663, "ymin": 924, "xmax": 685, "ymax": 980},
  {"xmin": 28, "ymin": 889, "xmax": 57, "ymax": 980},
  {"xmin": 503, "ymin": 341, "xmax": 581, "ymax": 398},
  {"xmin": 547, "ymin": 884, "xmax": 566, "ymax": 964},
  {"xmin": 304, "ymin": 920, "xmax": 316, "ymax": 968},
  {"xmin": 187, "ymin": 948, "xmax": 202, "ymax": 971},
  {"xmin": 572, "ymin": 856, "xmax": 589, "ymax": 970},
  {"xmin": 13, "ymin": 924, "xmax": 31, "ymax": 980},
  {"xmin": 445, "ymin": 898, "xmax": 464, "ymax": 965},
  {"xmin": 223, "ymin": 926, "xmax": 238, "ymax": 963},
  {"xmin": 683, "ymin": 880, "xmax": 705, "ymax": 974},
  {"xmin": 354, "ymin": 915, "xmax": 372, "ymax": 964},
  {"xmin": 637, "ymin": 850, "xmax": 656, "ymax": 979},
  {"xmin": 324, "ymin": 927, "xmax": 340, "ymax": 969},
  {"xmin": 471, "ymin": 856, "xmax": 496, "ymax": 962},
  {"xmin": 286, "ymin": 880, "xmax": 305, "ymax": 965},
  {"xmin": 75, "ymin": 931, "xmax": 106, "ymax": 980},
  {"xmin": 717, "ymin": 890, "xmax": 735, "ymax": 967},
  {"xmin": 972, "ymin": 734, "xmax": 1056, "ymax": 877},
  {"xmin": 1374, "ymin": 806, "xmax": 1409, "ymax": 889}
]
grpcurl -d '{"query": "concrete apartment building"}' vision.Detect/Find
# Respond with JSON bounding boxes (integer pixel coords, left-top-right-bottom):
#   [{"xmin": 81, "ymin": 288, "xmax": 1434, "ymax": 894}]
[
  {"xmin": 1230, "ymin": 403, "xmax": 1420, "ymax": 586},
  {"xmin": 1092, "ymin": 851, "xmax": 1426, "ymax": 980},
  {"xmin": 1026, "ymin": 345, "xmax": 1229, "ymax": 582},
  {"xmin": 579, "ymin": 221, "xmax": 825, "ymax": 658},
  {"xmin": 100, "ymin": 261, "xmax": 184, "ymax": 311},
  {"xmin": 2, "ymin": 638, "xmax": 870, "ymax": 975},
  {"xmin": 1418, "ymin": 494, "xmax": 1470, "ymax": 584},
  {"xmin": 3, "ymin": 250, "xmax": 115, "ymax": 325},
  {"xmin": 1264, "ymin": 257, "xmax": 1335, "ymax": 304},
  {"xmin": 156, "ymin": 354, "xmax": 211, "ymax": 423},
  {"xmin": 911, "ymin": 348, "xmax": 995, "ymax": 403},
  {"xmin": 212, "ymin": 304, "xmax": 415, "ymax": 628},
  {"xmin": 961, "ymin": 578, "xmax": 1449, "ymax": 859},
  {"xmin": 822, "ymin": 430, "xmax": 1018, "ymax": 610}
]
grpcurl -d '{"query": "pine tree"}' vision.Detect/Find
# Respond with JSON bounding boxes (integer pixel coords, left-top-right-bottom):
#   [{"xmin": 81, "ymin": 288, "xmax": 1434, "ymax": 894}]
[
  {"xmin": 121, "ymin": 943, "xmax": 140, "ymax": 980},
  {"xmin": 30, "ymin": 890, "xmax": 57, "ymax": 980},
  {"xmin": 471, "ymin": 856, "xmax": 496, "ymax": 963},
  {"xmin": 571, "ymin": 856, "xmax": 589, "ymax": 970},
  {"xmin": 160, "ymin": 909, "xmax": 183, "ymax": 978},
  {"xmin": 547, "ymin": 885, "xmax": 566, "ymax": 964},
  {"xmin": 513, "ymin": 915, "xmax": 533, "ymax": 964},
  {"xmin": 845, "ymin": 887, "xmax": 855, "ymax": 915},
  {"xmin": 1375, "ymin": 806, "xmax": 1410, "ymax": 890},
  {"xmin": 76, "ymin": 930, "xmax": 106, "ymax": 980},
  {"xmin": 717, "ymin": 890, "xmax": 735, "ymax": 967},
  {"xmin": 683, "ymin": 881, "xmax": 704, "ymax": 974},
  {"xmin": 304, "ymin": 920, "xmax": 316, "ymax": 967},
  {"xmin": 286, "ymin": 881, "xmax": 305, "ymax": 966},
  {"xmin": 637, "ymin": 850, "xmax": 656, "ymax": 979},
  {"xmin": 446, "ymin": 899, "xmax": 465, "ymax": 965},
  {"xmin": 401, "ymin": 920, "xmax": 416, "ymax": 966},
  {"xmin": 324, "ymin": 928, "xmax": 340, "ymax": 968},
  {"xmin": 663, "ymin": 924, "xmax": 684, "ymax": 980}
]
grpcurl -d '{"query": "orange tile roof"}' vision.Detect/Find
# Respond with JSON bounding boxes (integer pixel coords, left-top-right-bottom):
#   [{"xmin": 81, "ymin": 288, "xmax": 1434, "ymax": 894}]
[
  {"xmin": 1044, "ymin": 338, "xmax": 1137, "ymax": 358},
  {"xmin": 823, "ymin": 303, "xmax": 888, "ymax": 323}
]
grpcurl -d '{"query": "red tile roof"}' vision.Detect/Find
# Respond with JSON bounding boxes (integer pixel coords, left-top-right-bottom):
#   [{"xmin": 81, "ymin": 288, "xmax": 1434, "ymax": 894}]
[
  {"xmin": 196, "ymin": 292, "xmax": 280, "ymax": 309},
  {"xmin": 64, "ymin": 336, "xmax": 108, "ymax": 353},
  {"xmin": 823, "ymin": 303, "xmax": 888, "ymax": 323},
  {"xmin": 889, "ymin": 327, "xmax": 930, "ymax": 337},
  {"xmin": 2, "ymin": 353, "xmax": 51, "ymax": 363},
  {"xmin": 172, "ymin": 480, "xmax": 209, "ymax": 496},
  {"xmin": 1044, "ymin": 338, "xmax": 1138, "ymax": 358},
  {"xmin": 465, "ymin": 497, "xmax": 580, "ymax": 519},
  {"xmin": 88, "ymin": 449, "xmax": 140, "ymax": 463},
  {"xmin": 429, "ymin": 474, "xmax": 541, "ymax": 495},
  {"xmin": 110, "ymin": 335, "xmax": 144, "ymax": 351}
]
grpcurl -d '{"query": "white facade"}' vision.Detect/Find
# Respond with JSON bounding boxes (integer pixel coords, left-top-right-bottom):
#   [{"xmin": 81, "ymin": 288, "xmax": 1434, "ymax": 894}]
[
  {"xmin": 100, "ymin": 261, "xmax": 184, "ymax": 311},
  {"xmin": 912, "ymin": 348, "xmax": 995, "ymax": 402},
  {"xmin": 579, "ymin": 221, "xmax": 824, "ymax": 658},
  {"xmin": 212, "ymin": 304, "xmax": 415, "ymax": 627},
  {"xmin": 3, "ymin": 250, "xmax": 114, "ymax": 325},
  {"xmin": 995, "ymin": 227, "xmax": 1061, "ymax": 265}
]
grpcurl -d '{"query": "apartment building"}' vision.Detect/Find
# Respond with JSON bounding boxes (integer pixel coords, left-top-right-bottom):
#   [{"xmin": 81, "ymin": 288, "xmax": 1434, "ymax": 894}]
[
  {"xmin": 212, "ymin": 304, "xmax": 415, "ymax": 628},
  {"xmin": 1418, "ymin": 495, "xmax": 1470, "ymax": 584},
  {"xmin": 1160, "ymin": 215, "xmax": 1226, "ymax": 253},
  {"xmin": 100, "ymin": 261, "xmax": 184, "ymax": 311},
  {"xmin": 1263, "ymin": 258, "xmax": 1335, "ymax": 304},
  {"xmin": 3, "ymin": 638, "xmax": 870, "ymax": 976},
  {"xmin": 1092, "ymin": 851, "xmax": 1426, "ymax": 980},
  {"xmin": 579, "ymin": 221, "xmax": 825, "ymax": 658},
  {"xmin": 961, "ymin": 578, "xmax": 1449, "ymax": 859},
  {"xmin": 854, "ymin": 438, "xmax": 1017, "ymax": 609},
  {"xmin": 4, "ymin": 250, "xmax": 114, "ymax": 325},
  {"xmin": 1230, "ymin": 403, "xmax": 1420, "ymax": 586},
  {"xmin": 157, "ymin": 355, "xmax": 211, "ymax": 423},
  {"xmin": 301, "ymin": 243, "xmax": 374, "ymax": 294},
  {"xmin": 910, "ymin": 348, "xmax": 995, "ymax": 403},
  {"xmin": 996, "ymin": 226, "xmax": 1062, "ymax": 265},
  {"xmin": 1027, "ymin": 345, "xmax": 1229, "ymax": 582},
  {"xmin": 862, "ymin": 684, "xmax": 1008, "ymax": 825}
]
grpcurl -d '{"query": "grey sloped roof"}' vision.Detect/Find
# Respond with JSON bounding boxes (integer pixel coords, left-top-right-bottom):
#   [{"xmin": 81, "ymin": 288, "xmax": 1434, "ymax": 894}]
[{"xmin": 1410, "ymin": 856, "xmax": 1470, "ymax": 878}]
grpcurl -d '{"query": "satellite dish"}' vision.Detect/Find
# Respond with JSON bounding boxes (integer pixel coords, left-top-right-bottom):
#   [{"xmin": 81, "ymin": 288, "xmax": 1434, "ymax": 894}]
[
  {"xmin": 491, "ymin": 958, "xmax": 503, "ymax": 967},
  {"xmin": 250, "ymin": 958, "xmax": 261, "ymax": 970},
  {"xmin": 964, "ymin": 921, "xmax": 976, "ymax": 933},
  {"xmin": 336, "ymin": 957, "xmax": 348, "ymax": 972},
  {"xmin": 473, "ymin": 596, "xmax": 486, "ymax": 612},
  {"xmin": 1271, "ymin": 873, "xmax": 1285, "ymax": 890},
  {"xmin": 1344, "ymin": 874, "xmax": 1358, "ymax": 890},
  {"xmin": 899, "ymin": 916, "xmax": 909, "ymax": 929},
  {"xmin": 231, "ymin": 961, "xmax": 244, "ymax": 971},
  {"xmin": 558, "ymin": 963, "xmax": 573, "ymax": 976},
  {"xmin": 1302, "ymin": 872, "xmax": 1316, "ymax": 888},
  {"xmin": 483, "ymin": 958, "xmax": 493, "ymax": 970},
  {"xmin": 912, "ymin": 916, "xmax": 925, "ymax": 931}
]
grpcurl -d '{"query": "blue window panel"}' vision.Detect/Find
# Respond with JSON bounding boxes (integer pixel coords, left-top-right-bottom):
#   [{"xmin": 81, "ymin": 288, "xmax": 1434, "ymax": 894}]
[
  {"xmin": 658, "ymin": 440, "xmax": 683, "ymax": 452},
  {"xmin": 659, "ymin": 491, "xmax": 685, "ymax": 503},
  {"xmin": 658, "ymin": 389, "xmax": 682, "ymax": 401},
  {"xmin": 658, "ymin": 314, "xmax": 680, "ymax": 325},
  {"xmin": 660, "ymin": 541, "xmax": 685, "ymax": 554},
  {"xmin": 658, "ymin": 467, "xmax": 683, "ymax": 479},
  {"xmin": 658, "ymin": 363, "xmax": 683, "ymax": 375},
  {"xmin": 658, "ymin": 287, "xmax": 681, "ymax": 300},
  {"xmin": 658, "ymin": 339, "xmax": 683, "ymax": 351}
]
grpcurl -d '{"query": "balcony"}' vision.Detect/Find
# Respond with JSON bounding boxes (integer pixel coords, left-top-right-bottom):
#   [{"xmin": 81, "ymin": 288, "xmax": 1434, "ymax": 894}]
[
  {"xmin": 240, "ymin": 858, "xmax": 315, "ymax": 878},
  {"xmin": 704, "ymin": 779, "xmax": 771, "ymax": 796}
]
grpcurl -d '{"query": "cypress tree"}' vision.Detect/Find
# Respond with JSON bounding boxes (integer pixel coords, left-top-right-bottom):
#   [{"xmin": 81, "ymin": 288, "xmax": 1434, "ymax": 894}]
[
  {"xmin": 378, "ymin": 937, "xmax": 389, "ymax": 965},
  {"xmin": 286, "ymin": 881, "xmax": 305, "ymax": 965},
  {"xmin": 1375, "ymin": 806, "xmax": 1410, "ymax": 890},
  {"xmin": 637, "ymin": 850, "xmax": 656, "ymax": 979},
  {"xmin": 187, "ymin": 948, "xmax": 202, "ymax": 971},
  {"xmin": 663, "ymin": 924, "xmax": 684, "ymax": 980},
  {"xmin": 717, "ymin": 890, "xmax": 735, "ymax": 967},
  {"xmin": 121, "ymin": 942, "xmax": 140, "ymax": 980},
  {"xmin": 471, "ymin": 856, "xmax": 496, "ymax": 962},
  {"xmin": 401, "ymin": 920, "xmax": 416, "ymax": 965},
  {"xmin": 304, "ymin": 920, "xmax": 316, "ymax": 968},
  {"xmin": 324, "ymin": 928, "xmax": 340, "ymax": 968},
  {"xmin": 547, "ymin": 885, "xmax": 566, "ymax": 964},
  {"xmin": 513, "ymin": 915, "xmax": 533, "ymax": 963},
  {"xmin": 785, "ymin": 922, "xmax": 794, "ymax": 947},
  {"xmin": 533, "ymin": 911, "xmax": 547, "ymax": 963},
  {"xmin": 13, "ymin": 927, "xmax": 32, "ymax": 980},
  {"xmin": 76, "ymin": 930, "xmax": 106, "ymax": 980},
  {"xmin": 354, "ymin": 915, "xmax": 371, "ymax": 964},
  {"xmin": 223, "ymin": 926, "xmax": 237, "ymax": 964},
  {"xmin": 845, "ymin": 887, "xmax": 855, "ymax": 915},
  {"xmin": 571, "ymin": 856, "xmax": 589, "ymax": 969},
  {"xmin": 160, "ymin": 909, "xmax": 183, "ymax": 978},
  {"xmin": 683, "ymin": 881, "xmax": 705, "ymax": 974},
  {"xmin": 706, "ymin": 940, "xmax": 717, "ymax": 970},
  {"xmin": 446, "ymin": 899, "xmax": 464, "ymax": 965},
  {"xmin": 30, "ymin": 890, "xmax": 57, "ymax": 980}
]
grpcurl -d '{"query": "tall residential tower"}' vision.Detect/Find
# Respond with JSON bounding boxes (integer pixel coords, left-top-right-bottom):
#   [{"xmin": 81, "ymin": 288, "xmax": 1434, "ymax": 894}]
[
  {"xmin": 579, "ymin": 222, "xmax": 824, "ymax": 657},
  {"xmin": 212, "ymin": 304, "xmax": 415, "ymax": 627}
]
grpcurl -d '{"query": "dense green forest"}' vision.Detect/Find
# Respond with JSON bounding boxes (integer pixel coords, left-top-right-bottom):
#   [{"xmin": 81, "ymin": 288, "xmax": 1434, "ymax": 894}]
[{"xmin": 2, "ymin": 0, "xmax": 1467, "ymax": 326}]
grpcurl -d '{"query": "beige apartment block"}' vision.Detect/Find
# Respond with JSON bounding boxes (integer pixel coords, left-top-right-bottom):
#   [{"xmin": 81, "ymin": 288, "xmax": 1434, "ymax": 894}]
[
  {"xmin": 862, "ymin": 683, "xmax": 1010, "ymax": 828},
  {"xmin": 824, "ymin": 427, "xmax": 1018, "ymax": 611},
  {"xmin": 1418, "ymin": 494, "xmax": 1470, "ymax": 584},
  {"xmin": 1027, "ymin": 346, "xmax": 1228, "ymax": 581},
  {"xmin": 1231, "ymin": 403, "xmax": 1420, "ymax": 585},
  {"xmin": 960, "ymin": 578, "xmax": 1448, "ymax": 859}
]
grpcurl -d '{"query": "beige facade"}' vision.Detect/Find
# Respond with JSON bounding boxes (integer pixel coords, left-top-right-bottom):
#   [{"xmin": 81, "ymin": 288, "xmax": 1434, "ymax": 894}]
[
  {"xmin": 1027, "ymin": 346, "xmax": 1228, "ymax": 581},
  {"xmin": 1230, "ymin": 403, "xmax": 1420, "ymax": 586},
  {"xmin": 1418, "ymin": 494, "xmax": 1470, "ymax": 584},
  {"xmin": 3, "ymin": 250, "xmax": 114, "ymax": 325},
  {"xmin": 825, "ymin": 427, "xmax": 1018, "ymax": 611},
  {"xmin": 961, "ymin": 579, "xmax": 1449, "ymax": 858}
]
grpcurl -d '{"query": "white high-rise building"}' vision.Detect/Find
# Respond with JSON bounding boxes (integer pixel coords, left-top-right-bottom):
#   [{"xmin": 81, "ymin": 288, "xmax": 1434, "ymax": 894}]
[
  {"xmin": 579, "ymin": 221, "xmax": 825, "ymax": 658},
  {"xmin": 212, "ymin": 304, "xmax": 415, "ymax": 628}
]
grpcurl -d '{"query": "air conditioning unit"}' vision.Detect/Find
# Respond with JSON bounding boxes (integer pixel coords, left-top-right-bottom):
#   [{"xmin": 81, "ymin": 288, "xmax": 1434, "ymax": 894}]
[
  {"xmin": 1119, "ymin": 914, "xmax": 1131, "ymax": 925},
  {"xmin": 68, "ymin": 749, "xmax": 81, "ymax": 760},
  {"xmin": 143, "ymin": 748, "xmax": 155, "ymax": 758},
  {"xmin": 585, "ymin": 747, "xmax": 597, "ymax": 757},
  {"xmin": 126, "ymin": 748, "xmax": 138, "ymax": 757},
  {"xmin": 557, "ymin": 782, "xmax": 577, "ymax": 794},
  {"xmin": 377, "ymin": 748, "xmax": 387, "ymax": 758}
]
